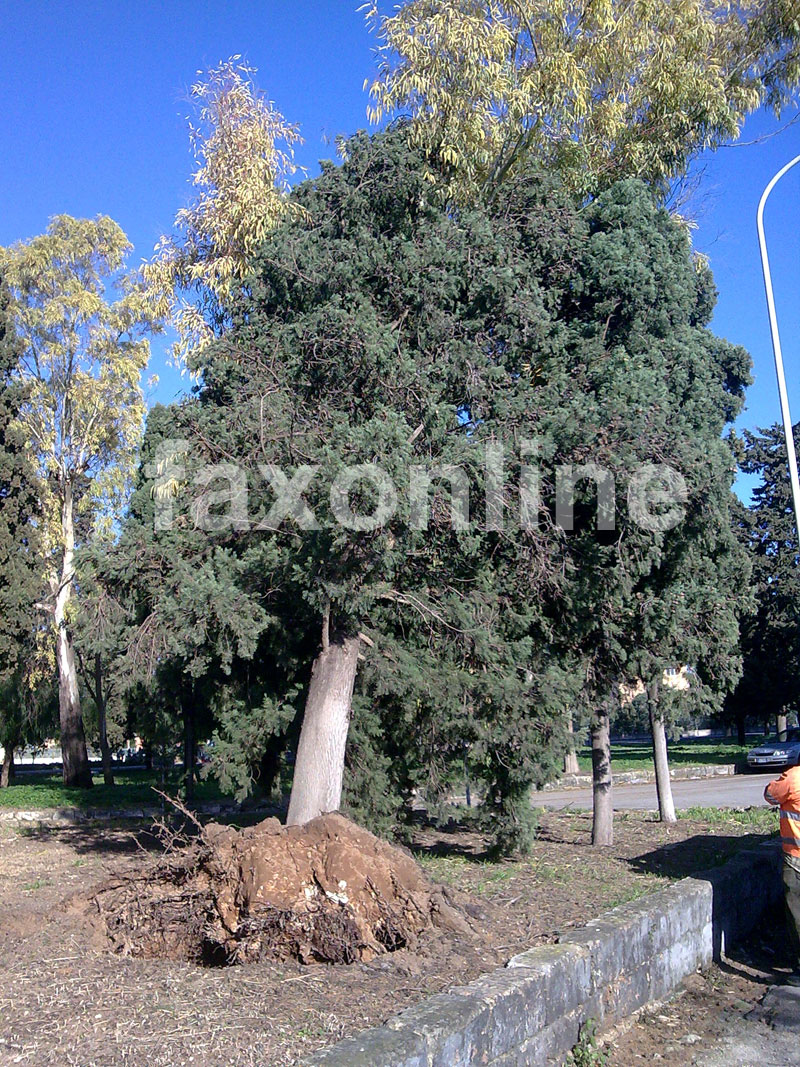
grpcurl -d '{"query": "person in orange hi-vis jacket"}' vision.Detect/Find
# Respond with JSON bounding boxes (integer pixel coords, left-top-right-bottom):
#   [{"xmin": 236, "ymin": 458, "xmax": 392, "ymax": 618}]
[{"xmin": 765, "ymin": 764, "xmax": 800, "ymax": 986}]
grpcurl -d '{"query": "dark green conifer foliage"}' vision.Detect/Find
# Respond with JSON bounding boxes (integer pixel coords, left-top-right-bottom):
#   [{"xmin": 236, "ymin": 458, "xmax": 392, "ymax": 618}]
[
  {"xmin": 732, "ymin": 423, "xmax": 800, "ymax": 724},
  {"xmin": 532, "ymin": 182, "xmax": 751, "ymax": 836},
  {"xmin": 166, "ymin": 129, "xmax": 582, "ymax": 847},
  {"xmin": 0, "ymin": 281, "xmax": 43, "ymax": 780},
  {"xmin": 111, "ymin": 135, "xmax": 753, "ymax": 851}
]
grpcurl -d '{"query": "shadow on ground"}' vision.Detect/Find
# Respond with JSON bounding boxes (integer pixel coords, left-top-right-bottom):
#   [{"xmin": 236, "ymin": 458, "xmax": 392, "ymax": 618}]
[{"xmin": 626, "ymin": 833, "xmax": 775, "ymax": 879}]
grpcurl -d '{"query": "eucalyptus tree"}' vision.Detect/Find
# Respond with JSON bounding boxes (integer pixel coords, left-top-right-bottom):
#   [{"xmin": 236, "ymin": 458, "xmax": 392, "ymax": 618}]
[
  {"xmin": 0, "ymin": 216, "xmax": 159, "ymax": 786},
  {"xmin": 365, "ymin": 0, "xmax": 800, "ymax": 200},
  {"xmin": 143, "ymin": 57, "xmax": 303, "ymax": 371}
]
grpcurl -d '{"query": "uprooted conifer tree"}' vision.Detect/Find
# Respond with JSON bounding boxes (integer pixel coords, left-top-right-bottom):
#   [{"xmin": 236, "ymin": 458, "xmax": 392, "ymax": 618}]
[
  {"xmin": 123, "ymin": 128, "xmax": 753, "ymax": 853},
  {"xmin": 141, "ymin": 128, "xmax": 587, "ymax": 851}
]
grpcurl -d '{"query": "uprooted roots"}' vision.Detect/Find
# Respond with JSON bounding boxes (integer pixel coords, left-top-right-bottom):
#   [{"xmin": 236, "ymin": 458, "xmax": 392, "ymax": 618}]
[{"xmin": 87, "ymin": 812, "xmax": 473, "ymax": 966}]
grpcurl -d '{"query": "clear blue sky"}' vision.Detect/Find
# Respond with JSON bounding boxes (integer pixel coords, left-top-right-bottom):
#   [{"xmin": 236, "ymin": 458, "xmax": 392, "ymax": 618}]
[{"xmin": 1, "ymin": 0, "xmax": 798, "ymax": 495}]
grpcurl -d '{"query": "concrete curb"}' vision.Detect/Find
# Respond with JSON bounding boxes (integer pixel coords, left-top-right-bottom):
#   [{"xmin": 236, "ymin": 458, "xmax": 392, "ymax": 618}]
[
  {"xmin": 0, "ymin": 762, "xmax": 747, "ymax": 826},
  {"xmin": 308, "ymin": 842, "xmax": 782, "ymax": 1067},
  {"xmin": 539, "ymin": 762, "xmax": 747, "ymax": 792},
  {"xmin": 0, "ymin": 800, "xmax": 262, "ymax": 828}
]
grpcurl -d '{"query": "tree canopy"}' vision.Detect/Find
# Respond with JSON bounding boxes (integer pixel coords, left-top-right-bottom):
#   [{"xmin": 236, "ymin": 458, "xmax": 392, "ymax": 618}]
[
  {"xmin": 365, "ymin": 0, "xmax": 800, "ymax": 199},
  {"xmin": 143, "ymin": 58, "xmax": 303, "ymax": 370},
  {"xmin": 116, "ymin": 129, "xmax": 753, "ymax": 848},
  {"xmin": 0, "ymin": 214, "xmax": 160, "ymax": 786},
  {"xmin": 731, "ymin": 423, "xmax": 800, "ymax": 722}
]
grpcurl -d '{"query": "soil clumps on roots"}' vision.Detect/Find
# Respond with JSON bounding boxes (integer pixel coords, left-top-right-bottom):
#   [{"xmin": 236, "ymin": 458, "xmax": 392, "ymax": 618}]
[{"xmin": 86, "ymin": 812, "xmax": 473, "ymax": 966}]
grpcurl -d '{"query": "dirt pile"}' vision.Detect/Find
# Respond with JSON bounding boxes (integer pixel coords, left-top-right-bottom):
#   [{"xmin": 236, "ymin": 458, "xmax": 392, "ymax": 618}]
[{"xmin": 87, "ymin": 812, "xmax": 472, "ymax": 966}]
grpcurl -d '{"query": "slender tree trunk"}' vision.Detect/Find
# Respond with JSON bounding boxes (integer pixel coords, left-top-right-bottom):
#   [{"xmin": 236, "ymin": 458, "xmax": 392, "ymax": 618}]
[
  {"xmin": 649, "ymin": 680, "xmax": 676, "ymax": 823},
  {"xmin": 286, "ymin": 631, "xmax": 360, "ymax": 826},
  {"xmin": 736, "ymin": 710, "xmax": 746, "ymax": 747},
  {"xmin": 94, "ymin": 654, "xmax": 114, "ymax": 786},
  {"xmin": 181, "ymin": 686, "xmax": 196, "ymax": 808},
  {"xmin": 258, "ymin": 742, "xmax": 283, "ymax": 798},
  {"xmin": 591, "ymin": 704, "xmax": 613, "ymax": 846},
  {"xmin": 54, "ymin": 483, "xmax": 92, "ymax": 788},
  {"xmin": 778, "ymin": 711, "xmax": 788, "ymax": 742},
  {"xmin": 564, "ymin": 714, "xmax": 580, "ymax": 775},
  {"xmin": 1, "ymin": 746, "xmax": 14, "ymax": 788}
]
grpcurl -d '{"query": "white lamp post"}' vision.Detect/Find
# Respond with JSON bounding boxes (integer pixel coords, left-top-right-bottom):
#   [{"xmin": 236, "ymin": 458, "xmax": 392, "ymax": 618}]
[{"xmin": 757, "ymin": 153, "xmax": 800, "ymax": 551}]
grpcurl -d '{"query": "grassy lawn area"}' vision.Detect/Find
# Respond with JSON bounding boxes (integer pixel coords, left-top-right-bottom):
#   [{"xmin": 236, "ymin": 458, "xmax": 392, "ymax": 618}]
[
  {"xmin": 0, "ymin": 768, "xmax": 231, "ymax": 811},
  {"xmin": 415, "ymin": 806, "xmax": 778, "ymax": 899},
  {"xmin": 576, "ymin": 736, "xmax": 755, "ymax": 774}
]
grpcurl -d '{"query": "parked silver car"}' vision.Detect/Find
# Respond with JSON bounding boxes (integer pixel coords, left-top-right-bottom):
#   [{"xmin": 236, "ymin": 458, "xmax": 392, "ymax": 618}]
[{"xmin": 747, "ymin": 729, "xmax": 800, "ymax": 770}]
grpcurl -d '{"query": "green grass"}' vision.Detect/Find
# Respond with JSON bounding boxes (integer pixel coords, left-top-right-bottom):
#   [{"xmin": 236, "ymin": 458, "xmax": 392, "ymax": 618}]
[
  {"xmin": 0, "ymin": 769, "xmax": 230, "ymax": 812},
  {"xmin": 22, "ymin": 878, "xmax": 52, "ymax": 891},
  {"xmin": 415, "ymin": 852, "xmax": 522, "ymax": 895},
  {"xmin": 677, "ymin": 805, "xmax": 778, "ymax": 833},
  {"xmin": 576, "ymin": 737, "xmax": 754, "ymax": 774}
]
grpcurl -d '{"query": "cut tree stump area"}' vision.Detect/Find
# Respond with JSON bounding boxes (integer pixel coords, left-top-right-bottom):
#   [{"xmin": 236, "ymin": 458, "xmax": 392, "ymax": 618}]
[{"xmin": 0, "ymin": 808, "xmax": 779, "ymax": 1067}]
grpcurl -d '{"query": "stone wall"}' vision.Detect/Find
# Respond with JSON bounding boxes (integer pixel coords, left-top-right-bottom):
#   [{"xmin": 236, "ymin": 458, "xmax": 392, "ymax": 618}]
[{"xmin": 309, "ymin": 842, "xmax": 782, "ymax": 1067}]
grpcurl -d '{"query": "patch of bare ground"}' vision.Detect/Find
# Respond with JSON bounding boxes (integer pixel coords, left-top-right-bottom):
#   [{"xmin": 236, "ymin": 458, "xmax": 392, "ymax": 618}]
[
  {"xmin": 0, "ymin": 810, "xmax": 776, "ymax": 1067},
  {"xmin": 605, "ymin": 916, "xmax": 790, "ymax": 1064}
]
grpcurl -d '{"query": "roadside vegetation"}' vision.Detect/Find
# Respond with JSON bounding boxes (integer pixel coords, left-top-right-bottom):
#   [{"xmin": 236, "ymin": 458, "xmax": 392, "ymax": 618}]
[{"xmin": 0, "ymin": 769, "xmax": 229, "ymax": 811}]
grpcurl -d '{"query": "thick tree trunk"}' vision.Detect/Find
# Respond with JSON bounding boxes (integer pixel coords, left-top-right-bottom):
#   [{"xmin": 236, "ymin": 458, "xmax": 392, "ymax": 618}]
[
  {"xmin": 649, "ymin": 680, "xmax": 676, "ymax": 823},
  {"xmin": 564, "ymin": 715, "xmax": 580, "ymax": 775},
  {"xmin": 591, "ymin": 704, "xmax": 613, "ymax": 846},
  {"xmin": 95, "ymin": 655, "xmax": 114, "ymax": 787},
  {"xmin": 778, "ymin": 712, "xmax": 788, "ymax": 741},
  {"xmin": 286, "ymin": 633, "xmax": 360, "ymax": 826},
  {"xmin": 54, "ymin": 483, "xmax": 92, "ymax": 788},
  {"xmin": 1, "ymin": 746, "xmax": 14, "ymax": 788}
]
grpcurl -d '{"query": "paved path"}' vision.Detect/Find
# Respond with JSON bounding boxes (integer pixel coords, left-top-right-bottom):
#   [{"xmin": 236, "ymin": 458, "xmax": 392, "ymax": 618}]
[
  {"xmin": 536, "ymin": 771, "xmax": 777, "ymax": 811},
  {"xmin": 694, "ymin": 985, "xmax": 800, "ymax": 1065}
]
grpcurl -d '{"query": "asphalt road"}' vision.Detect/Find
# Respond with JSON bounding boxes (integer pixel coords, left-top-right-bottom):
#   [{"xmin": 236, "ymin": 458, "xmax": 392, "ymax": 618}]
[{"xmin": 536, "ymin": 771, "xmax": 781, "ymax": 811}]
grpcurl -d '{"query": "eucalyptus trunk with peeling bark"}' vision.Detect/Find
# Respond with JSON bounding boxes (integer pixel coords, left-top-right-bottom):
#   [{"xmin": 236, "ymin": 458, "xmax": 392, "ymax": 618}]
[
  {"xmin": 649, "ymin": 678, "xmax": 675, "ymax": 823},
  {"xmin": 53, "ymin": 482, "xmax": 92, "ymax": 788},
  {"xmin": 286, "ymin": 619, "xmax": 360, "ymax": 826},
  {"xmin": 591, "ymin": 703, "xmax": 613, "ymax": 846}
]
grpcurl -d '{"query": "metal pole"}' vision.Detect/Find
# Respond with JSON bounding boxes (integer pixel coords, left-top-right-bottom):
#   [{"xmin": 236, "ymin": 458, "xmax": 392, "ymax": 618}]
[{"xmin": 757, "ymin": 153, "xmax": 800, "ymax": 553}]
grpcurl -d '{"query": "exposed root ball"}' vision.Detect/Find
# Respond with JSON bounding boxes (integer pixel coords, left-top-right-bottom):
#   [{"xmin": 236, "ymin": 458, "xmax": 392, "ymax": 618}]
[{"xmin": 88, "ymin": 813, "xmax": 470, "ymax": 965}]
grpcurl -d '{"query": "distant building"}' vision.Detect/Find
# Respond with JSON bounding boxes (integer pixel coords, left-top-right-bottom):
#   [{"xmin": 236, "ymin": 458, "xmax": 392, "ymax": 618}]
[{"xmin": 619, "ymin": 666, "xmax": 693, "ymax": 705}]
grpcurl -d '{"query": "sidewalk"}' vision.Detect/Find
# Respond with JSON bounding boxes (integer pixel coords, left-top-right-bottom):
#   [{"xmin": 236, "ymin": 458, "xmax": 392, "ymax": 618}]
[
  {"xmin": 694, "ymin": 985, "xmax": 800, "ymax": 1065},
  {"xmin": 541, "ymin": 761, "xmax": 745, "ymax": 792}
]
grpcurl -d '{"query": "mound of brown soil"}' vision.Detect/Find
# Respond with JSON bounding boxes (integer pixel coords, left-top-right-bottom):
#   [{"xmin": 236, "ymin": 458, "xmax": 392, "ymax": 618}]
[{"xmin": 87, "ymin": 813, "xmax": 472, "ymax": 966}]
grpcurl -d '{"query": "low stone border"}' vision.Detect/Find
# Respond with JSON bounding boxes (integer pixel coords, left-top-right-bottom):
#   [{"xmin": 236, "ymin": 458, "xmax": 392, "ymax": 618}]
[
  {"xmin": 309, "ymin": 842, "xmax": 781, "ymax": 1067},
  {"xmin": 539, "ymin": 761, "xmax": 746, "ymax": 792},
  {"xmin": 0, "ymin": 807, "xmax": 161, "ymax": 826},
  {"xmin": 0, "ymin": 800, "xmax": 263, "ymax": 828}
]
